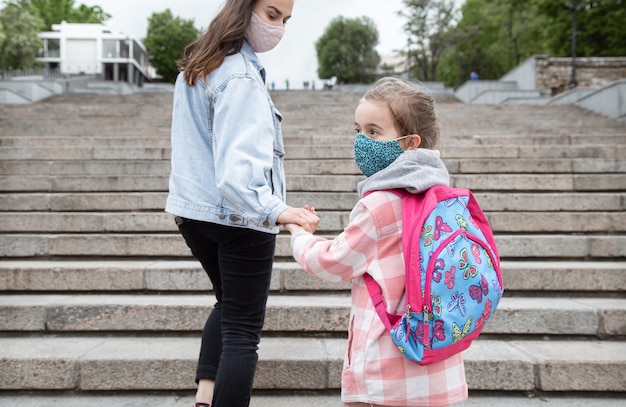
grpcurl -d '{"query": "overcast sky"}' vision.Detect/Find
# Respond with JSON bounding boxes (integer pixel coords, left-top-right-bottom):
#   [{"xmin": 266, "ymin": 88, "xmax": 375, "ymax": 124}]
[{"xmin": 82, "ymin": 0, "xmax": 464, "ymax": 89}]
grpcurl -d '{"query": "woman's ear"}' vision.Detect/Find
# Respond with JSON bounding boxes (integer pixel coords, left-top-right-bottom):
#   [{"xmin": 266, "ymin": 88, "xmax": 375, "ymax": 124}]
[{"xmin": 404, "ymin": 134, "xmax": 421, "ymax": 150}]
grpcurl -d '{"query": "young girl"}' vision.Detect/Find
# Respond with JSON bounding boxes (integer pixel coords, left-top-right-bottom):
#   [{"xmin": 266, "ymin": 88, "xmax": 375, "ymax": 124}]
[
  {"xmin": 284, "ymin": 77, "xmax": 468, "ymax": 407},
  {"xmin": 166, "ymin": 1, "xmax": 319, "ymax": 406}
]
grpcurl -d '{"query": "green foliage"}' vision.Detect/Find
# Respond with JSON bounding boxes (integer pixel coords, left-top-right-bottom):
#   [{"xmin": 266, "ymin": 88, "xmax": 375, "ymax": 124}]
[
  {"xmin": 143, "ymin": 9, "xmax": 199, "ymax": 83},
  {"xmin": 0, "ymin": 1, "xmax": 44, "ymax": 69},
  {"xmin": 399, "ymin": 0, "xmax": 459, "ymax": 82},
  {"xmin": 536, "ymin": 0, "xmax": 626, "ymax": 57},
  {"xmin": 27, "ymin": 0, "xmax": 110, "ymax": 30},
  {"xmin": 438, "ymin": 0, "xmax": 549, "ymax": 84},
  {"xmin": 435, "ymin": 0, "xmax": 626, "ymax": 87},
  {"xmin": 315, "ymin": 16, "xmax": 380, "ymax": 84}
]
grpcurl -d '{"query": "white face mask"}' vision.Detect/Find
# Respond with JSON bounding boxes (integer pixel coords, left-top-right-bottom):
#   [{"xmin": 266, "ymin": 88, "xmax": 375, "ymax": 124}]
[{"xmin": 245, "ymin": 12, "xmax": 285, "ymax": 53}]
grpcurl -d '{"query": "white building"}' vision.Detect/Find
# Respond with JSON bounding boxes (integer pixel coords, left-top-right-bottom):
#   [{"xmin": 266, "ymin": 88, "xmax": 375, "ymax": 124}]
[{"xmin": 37, "ymin": 21, "xmax": 152, "ymax": 86}]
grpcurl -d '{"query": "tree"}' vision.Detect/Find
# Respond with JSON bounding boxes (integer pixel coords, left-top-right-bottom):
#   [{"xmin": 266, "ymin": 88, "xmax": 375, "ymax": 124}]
[
  {"xmin": 315, "ymin": 16, "xmax": 380, "ymax": 84},
  {"xmin": 0, "ymin": 1, "xmax": 43, "ymax": 70},
  {"xmin": 436, "ymin": 0, "xmax": 550, "ymax": 86},
  {"xmin": 143, "ymin": 9, "xmax": 199, "ymax": 83},
  {"xmin": 27, "ymin": 0, "xmax": 110, "ymax": 30},
  {"xmin": 399, "ymin": 0, "xmax": 459, "ymax": 82},
  {"xmin": 536, "ymin": 0, "xmax": 626, "ymax": 57}
]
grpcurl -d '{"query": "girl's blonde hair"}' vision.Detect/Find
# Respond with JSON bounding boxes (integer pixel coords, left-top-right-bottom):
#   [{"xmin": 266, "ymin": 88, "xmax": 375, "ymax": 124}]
[{"xmin": 362, "ymin": 77, "xmax": 440, "ymax": 149}]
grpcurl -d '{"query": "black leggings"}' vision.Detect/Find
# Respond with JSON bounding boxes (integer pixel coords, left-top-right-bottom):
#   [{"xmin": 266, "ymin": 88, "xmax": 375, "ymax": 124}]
[{"xmin": 177, "ymin": 218, "xmax": 276, "ymax": 407}]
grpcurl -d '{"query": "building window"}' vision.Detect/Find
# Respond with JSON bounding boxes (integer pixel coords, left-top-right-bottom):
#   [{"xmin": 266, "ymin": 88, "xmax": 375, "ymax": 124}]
[
  {"xmin": 119, "ymin": 40, "xmax": 130, "ymax": 58},
  {"xmin": 103, "ymin": 39, "xmax": 117, "ymax": 58},
  {"xmin": 46, "ymin": 38, "xmax": 61, "ymax": 58}
]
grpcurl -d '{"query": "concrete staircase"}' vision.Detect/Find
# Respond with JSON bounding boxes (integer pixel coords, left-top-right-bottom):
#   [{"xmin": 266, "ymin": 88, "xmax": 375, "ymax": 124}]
[{"xmin": 0, "ymin": 90, "xmax": 625, "ymax": 406}]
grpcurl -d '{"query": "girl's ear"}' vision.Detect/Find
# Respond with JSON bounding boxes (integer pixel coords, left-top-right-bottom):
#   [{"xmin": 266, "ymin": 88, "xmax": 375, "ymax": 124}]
[{"xmin": 404, "ymin": 134, "xmax": 422, "ymax": 150}]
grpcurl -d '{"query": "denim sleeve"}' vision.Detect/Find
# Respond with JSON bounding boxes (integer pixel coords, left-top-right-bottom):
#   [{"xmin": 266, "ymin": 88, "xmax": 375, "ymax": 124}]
[{"xmin": 212, "ymin": 74, "xmax": 288, "ymax": 227}]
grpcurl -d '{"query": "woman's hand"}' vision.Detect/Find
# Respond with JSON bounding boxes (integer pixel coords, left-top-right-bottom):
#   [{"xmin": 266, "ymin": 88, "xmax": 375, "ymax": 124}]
[{"xmin": 278, "ymin": 206, "xmax": 319, "ymax": 233}]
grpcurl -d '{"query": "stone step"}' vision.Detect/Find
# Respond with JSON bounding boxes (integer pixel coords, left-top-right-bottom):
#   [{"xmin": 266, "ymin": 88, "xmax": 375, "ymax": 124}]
[
  {"xmin": 1, "ymin": 233, "xmax": 625, "ymax": 259},
  {"xmin": 0, "ymin": 136, "xmax": 171, "ymax": 148},
  {"xmin": 285, "ymin": 144, "xmax": 626, "ymax": 159},
  {"xmin": 0, "ymin": 336, "xmax": 624, "ymax": 392},
  {"xmin": 1, "ymin": 211, "xmax": 624, "ymax": 234},
  {"xmin": 3, "ymin": 192, "xmax": 623, "ymax": 212},
  {"xmin": 2, "ymin": 157, "xmax": 626, "ymax": 176},
  {"xmin": 3, "ymin": 144, "xmax": 626, "ymax": 161},
  {"xmin": 1, "ymin": 173, "xmax": 624, "ymax": 192},
  {"xmin": 2, "ymin": 260, "xmax": 624, "ymax": 294},
  {"xmin": 1, "ymin": 260, "xmax": 624, "ymax": 293},
  {"xmin": 2, "ymin": 393, "xmax": 626, "ymax": 407},
  {"xmin": 1, "ymin": 294, "xmax": 624, "ymax": 337},
  {"xmin": 286, "ymin": 158, "xmax": 626, "ymax": 175},
  {"xmin": 3, "ymin": 132, "xmax": 625, "ymax": 148}
]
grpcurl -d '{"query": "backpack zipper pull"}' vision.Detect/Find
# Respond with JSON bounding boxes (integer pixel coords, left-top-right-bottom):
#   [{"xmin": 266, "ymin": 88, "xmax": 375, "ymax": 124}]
[{"xmin": 423, "ymin": 306, "xmax": 430, "ymax": 322}]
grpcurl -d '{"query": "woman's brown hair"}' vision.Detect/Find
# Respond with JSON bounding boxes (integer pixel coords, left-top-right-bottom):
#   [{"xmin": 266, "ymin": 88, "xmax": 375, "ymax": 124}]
[{"xmin": 177, "ymin": 0, "xmax": 257, "ymax": 86}]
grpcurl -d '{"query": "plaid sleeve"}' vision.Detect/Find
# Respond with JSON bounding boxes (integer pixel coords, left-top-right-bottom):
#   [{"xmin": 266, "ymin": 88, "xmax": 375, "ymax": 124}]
[{"xmin": 290, "ymin": 200, "xmax": 378, "ymax": 282}]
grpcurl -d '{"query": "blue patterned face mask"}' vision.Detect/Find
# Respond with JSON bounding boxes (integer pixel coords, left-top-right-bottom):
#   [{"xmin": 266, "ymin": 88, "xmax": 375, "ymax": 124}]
[{"xmin": 354, "ymin": 133, "xmax": 410, "ymax": 177}]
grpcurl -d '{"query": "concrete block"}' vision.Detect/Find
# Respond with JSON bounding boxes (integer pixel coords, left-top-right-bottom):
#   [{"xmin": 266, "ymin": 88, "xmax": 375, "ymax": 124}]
[
  {"xmin": 474, "ymin": 192, "xmax": 623, "ymax": 212},
  {"xmin": 93, "ymin": 147, "xmax": 170, "ymax": 160},
  {"xmin": 144, "ymin": 261, "xmax": 212, "ymax": 291},
  {"xmin": 463, "ymin": 340, "xmax": 535, "ymax": 391},
  {"xmin": 78, "ymin": 337, "xmax": 197, "ymax": 390},
  {"xmin": 263, "ymin": 295, "xmax": 350, "ymax": 332},
  {"xmin": 49, "ymin": 175, "xmax": 168, "ymax": 192},
  {"xmin": 575, "ymin": 298, "xmax": 626, "ymax": 336},
  {"xmin": 494, "ymin": 235, "xmax": 589, "ymax": 258},
  {"xmin": 103, "ymin": 212, "xmax": 176, "ymax": 232},
  {"xmin": 0, "ymin": 193, "xmax": 51, "ymax": 211},
  {"xmin": 0, "ymin": 176, "xmax": 52, "ymax": 192},
  {"xmin": 280, "ymin": 263, "xmax": 351, "ymax": 291},
  {"xmin": 47, "ymin": 234, "xmax": 190, "ymax": 257},
  {"xmin": 486, "ymin": 297, "xmax": 599, "ymax": 335},
  {"xmin": 286, "ymin": 192, "xmax": 358, "ymax": 211},
  {"xmin": 440, "ymin": 145, "xmax": 518, "ymax": 159},
  {"xmin": 575, "ymin": 174, "xmax": 626, "ymax": 191},
  {"xmin": 511, "ymin": 340, "xmax": 626, "ymax": 391},
  {"xmin": 285, "ymin": 145, "xmax": 353, "ymax": 159},
  {"xmin": 452, "ymin": 174, "xmax": 574, "ymax": 191},
  {"xmin": 0, "ymin": 213, "xmax": 104, "ymax": 232},
  {"xmin": 43, "ymin": 295, "xmax": 206, "ymax": 331},
  {"xmin": 0, "ymin": 260, "xmax": 148, "ymax": 291},
  {"xmin": 0, "ymin": 337, "xmax": 101, "ymax": 390},
  {"xmin": 590, "ymin": 236, "xmax": 626, "ymax": 257},
  {"xmin": 487, "ymin": 212, "xmax": 622, "ymax": 233},
  {"xmin": 0, "ymin": 235, "xmax": 48, "ymax": 257},
  {"xmin": 500, "ymin": 261, "xmax": 626, "ymax": 292},
  {"xmin": 50, "ymin": 193, "xmax": 145, "ymax": 211},
  {"xmin": 286, "ymin": 175, "xmax": 360, "ymax": 192},
  {"xmin": 255, "ymin": 338, "xmax": 335, "ymax": 389}
]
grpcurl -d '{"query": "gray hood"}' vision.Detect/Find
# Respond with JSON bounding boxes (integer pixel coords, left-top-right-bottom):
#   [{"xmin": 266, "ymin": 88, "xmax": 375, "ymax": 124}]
[{"xmin": 357, "ymin": 149, "xmax": 450, "ymax": 198}]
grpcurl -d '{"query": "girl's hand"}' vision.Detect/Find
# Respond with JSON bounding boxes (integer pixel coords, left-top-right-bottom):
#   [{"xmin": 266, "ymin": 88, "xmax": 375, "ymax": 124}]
[
  {"xmin": 283, "ymin": 222, "xmax": 305, "ymax": 234},
  {"xmin": 278, "ymin": 206, "xmax": 320, "ymax": 233}
]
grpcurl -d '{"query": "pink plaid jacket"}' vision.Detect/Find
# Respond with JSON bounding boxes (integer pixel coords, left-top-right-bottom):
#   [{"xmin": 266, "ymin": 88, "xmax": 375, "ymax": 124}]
[{"xmin": 290, "ymin": 190, "xmax": 468, "ymax": 406}]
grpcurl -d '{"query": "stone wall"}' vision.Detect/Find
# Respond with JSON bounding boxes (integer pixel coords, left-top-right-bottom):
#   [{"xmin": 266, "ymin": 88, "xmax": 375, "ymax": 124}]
[{"xmin": 536, "ymin": 56, "xmax": 626, "ymax": 96}]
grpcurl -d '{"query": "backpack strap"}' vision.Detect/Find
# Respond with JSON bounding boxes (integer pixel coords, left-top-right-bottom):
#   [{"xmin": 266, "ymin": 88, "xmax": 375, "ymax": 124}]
[
  {"xmin": 363, "ymin": 189, "xmax": 408, "ymax": 329},
  {"xmin": 364, "ymin": 273, "xmax": 396, "ymax": 330}
]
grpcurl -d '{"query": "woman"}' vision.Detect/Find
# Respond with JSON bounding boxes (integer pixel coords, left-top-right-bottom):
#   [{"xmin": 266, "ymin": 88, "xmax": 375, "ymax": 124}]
[{"xmin": 165, "ymin": 1, "xmax": 318, "ymax": 406}]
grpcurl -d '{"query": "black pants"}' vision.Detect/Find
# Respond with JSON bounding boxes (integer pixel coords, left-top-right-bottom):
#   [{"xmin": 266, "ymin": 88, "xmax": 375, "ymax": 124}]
[{"xmin": 176, "ymin": 217, "xmax": 276, "ymax": 407}]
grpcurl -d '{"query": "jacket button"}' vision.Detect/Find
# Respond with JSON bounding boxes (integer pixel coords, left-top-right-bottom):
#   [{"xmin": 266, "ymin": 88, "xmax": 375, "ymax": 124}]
[
  {"xmin": 230, "ymin": 215, "xmax": 241, "ymax": 222},
  {"xmin": 219, "ymin": 214, "xmax": 226, "ymax": 220},
  {"xmin": 263, "ymin": 217, "xmax": 270, "ymax": 227}
]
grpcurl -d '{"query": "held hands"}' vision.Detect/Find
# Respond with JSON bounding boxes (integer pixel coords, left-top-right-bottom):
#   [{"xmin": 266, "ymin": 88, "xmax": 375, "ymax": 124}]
[{"xmin": 278, "ymin": 205, "xmax": 319, "ymax": 234}]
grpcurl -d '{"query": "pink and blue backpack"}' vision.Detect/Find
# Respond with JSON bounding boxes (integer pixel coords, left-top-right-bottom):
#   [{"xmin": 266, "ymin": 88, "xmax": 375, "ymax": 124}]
[{"xmin": 364, "ymin": 185, "xmax": 503, "ymax": 365}]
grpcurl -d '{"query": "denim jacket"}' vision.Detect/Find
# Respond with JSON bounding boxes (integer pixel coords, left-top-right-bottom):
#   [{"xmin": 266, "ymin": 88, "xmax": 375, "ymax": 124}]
[{"xmin": 166, "ymin": 41, "xmax": 288, "ymax": 234}]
